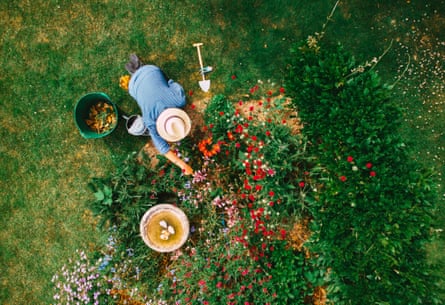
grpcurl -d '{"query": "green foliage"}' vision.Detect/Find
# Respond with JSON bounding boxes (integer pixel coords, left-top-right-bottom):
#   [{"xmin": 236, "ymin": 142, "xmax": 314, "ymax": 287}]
[
  {"xmin": 286, "ymin": 38, "xmax": 441, "ymax": 304},
  {"xmin": 268, "ymin": 241, "xmax": 314, "ymax": 305},
  {"xmin": 88, "ymin": 153, "xmax": 188, "ymax": 290}
]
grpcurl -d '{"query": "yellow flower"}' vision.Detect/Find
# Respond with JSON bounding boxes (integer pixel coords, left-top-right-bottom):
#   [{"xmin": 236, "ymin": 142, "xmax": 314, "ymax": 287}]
[{"xmin": 119, "ymin": 75, "xmax": 130, "ymax": 91}]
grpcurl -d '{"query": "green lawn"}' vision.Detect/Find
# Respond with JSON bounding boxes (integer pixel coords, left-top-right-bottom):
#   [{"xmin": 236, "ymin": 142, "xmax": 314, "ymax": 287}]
[{"xmin": 0, "ymin": 1, "xmax": 444, "ymax": 303}]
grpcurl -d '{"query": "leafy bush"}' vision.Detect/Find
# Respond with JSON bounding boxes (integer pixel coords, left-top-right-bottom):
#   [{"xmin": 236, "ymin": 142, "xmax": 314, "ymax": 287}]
[
  {"xmin": 88, "ymin": 152, "xmax": 188, "ymax": 292},
  {"xmin": 286, "ymin": 36, "xmax": 441, "ymax": 304}
]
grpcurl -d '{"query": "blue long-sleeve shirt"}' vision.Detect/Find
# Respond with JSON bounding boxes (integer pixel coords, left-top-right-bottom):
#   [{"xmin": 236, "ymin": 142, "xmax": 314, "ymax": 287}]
[{"xmin": 128, "ymin": 65, "xmax": 186, "ymax": 154}]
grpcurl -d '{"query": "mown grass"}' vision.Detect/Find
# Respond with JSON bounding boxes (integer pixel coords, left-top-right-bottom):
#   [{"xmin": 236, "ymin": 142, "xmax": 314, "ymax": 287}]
[{"xmin": 0, "ymin": 0, "xmax": 443, "ymax": 304}]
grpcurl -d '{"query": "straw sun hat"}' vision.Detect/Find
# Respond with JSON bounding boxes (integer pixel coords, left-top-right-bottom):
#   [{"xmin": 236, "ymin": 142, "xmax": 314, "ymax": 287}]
[{"xmin": 156, "ymin": 108, "xmax": 191, "ymax": 142}]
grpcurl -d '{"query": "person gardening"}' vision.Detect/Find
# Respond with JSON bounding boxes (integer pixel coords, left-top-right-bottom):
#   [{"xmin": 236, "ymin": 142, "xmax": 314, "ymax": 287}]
[{"xmin": 124, "ymin": 54, "xmax": 194, "ymax": 175}]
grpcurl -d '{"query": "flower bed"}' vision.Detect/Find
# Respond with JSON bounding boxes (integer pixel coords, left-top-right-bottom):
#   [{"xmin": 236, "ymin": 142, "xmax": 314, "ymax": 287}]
[{"xmin": 52, "ymin": 37, "xmax": 440, "ymax": 305}]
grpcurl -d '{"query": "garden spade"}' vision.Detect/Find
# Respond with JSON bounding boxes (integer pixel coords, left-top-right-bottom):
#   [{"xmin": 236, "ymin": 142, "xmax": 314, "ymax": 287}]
[{"xmin": 193, "ymin": 42, "xmax": 211, "ymax": 92}]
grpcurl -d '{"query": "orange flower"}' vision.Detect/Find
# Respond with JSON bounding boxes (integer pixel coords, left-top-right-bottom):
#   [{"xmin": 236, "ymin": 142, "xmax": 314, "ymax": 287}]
[
  {"xmin": 198, "ymin": 138, "xmax": 220, "ymax": 158},
  {"xmin": 119, "ymin": 75, "xmax": 130, "ymax": 91}
]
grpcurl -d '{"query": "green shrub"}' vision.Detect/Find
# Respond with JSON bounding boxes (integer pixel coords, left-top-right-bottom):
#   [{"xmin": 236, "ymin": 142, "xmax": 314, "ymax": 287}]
[{"xmin": 286, "ymin": 37, "xmax": 441, "ymax": 304}]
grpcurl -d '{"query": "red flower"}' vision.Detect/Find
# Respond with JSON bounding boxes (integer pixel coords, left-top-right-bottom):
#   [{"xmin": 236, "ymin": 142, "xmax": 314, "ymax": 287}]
[
  {"xmin": 255, "ymin": 185, "xmax": 262, "ymax": 191},
  {"xmin": 219, "ymin": 111, "xmax": 224, "ymax": 116},
  {"xmin": 235, "ymin": 142, "xmax": 241, "ymax": 148},
  {"xmin": 198, "ymin": 279, "xmax": 206, "ymax": 286},
  {"xmin": 347, "ymin": 156, "xmax": 354, "ymax": 163},
  {"xmin": 282, "ymin": 119, "xmax": 286, "ymax": 124},
  {"xmin": 299, "ymin": 181, "xmax": 305, "ymax": 188},
  {"xmin": 267, "ymin": 90, "xmax": 273, "ymax": 96},
  {"xmin": 249, "ymin": 106, "xmax": 254, "ymax": 111},
  {"xmin": 250, "ymin": 85, "xmax": 259, "ymax": 93},
  {"xmin": 190, "ymin": 104, "xmax": 196, "ymax": 110},
  {"xmin": 231, "ymin": 74, "xmax": 237, "ymax": 80},
  {"xmin": 280, "ymin": 229, "xmax": 287, "ymax": 238},
  {"xmin": 251, "ymin": 135, "xmax": 257, "ymax": 141},
  {"xmin": 366, "ymin": 162, "xmax": 373, "ymax": 169},
  {"xmin": 216, "ymin": 282, "xmax": 223, "ymax": 289},
  {"xmin": 188, "ymin": 90, "xmax": 194, "ymax": 96},
  {"xmin": 268, "ymin": 191, "xmax": 275, "ymax": 197},
  {"xmin": 203, "ymin": 301, "xmax": 209, "ymax": 305},
  {"xmin": 265, "ymin": 130, "xmax": 271, "ymax": 136},
  {"xmin": 370, "ymin": 171, "xmax": 376, "ymax": 177},
  {"xmin": 340, "ymin": 175, "xmax": 347, "ymax": 182},
  {"xmin": 279, "ymin": 87, "xmax": 285, "ymax": 94},
  {"xmin": 238, "ymin": 100, "xmax": 243, "ymax": 106}
]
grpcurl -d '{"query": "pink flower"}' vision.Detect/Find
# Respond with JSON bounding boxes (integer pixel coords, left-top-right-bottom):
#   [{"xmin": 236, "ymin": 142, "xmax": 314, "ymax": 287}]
[
  {"xmin": 216, "ymin": 282, "xmax": 223, "ymax": 288},
  {"xmin": 198, "ymin": 279, "xmax": 206, "ymax": 286}
]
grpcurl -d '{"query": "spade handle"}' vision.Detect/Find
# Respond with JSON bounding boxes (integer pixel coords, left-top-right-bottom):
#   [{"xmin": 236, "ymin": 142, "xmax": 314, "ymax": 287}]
[{"xmin": 193, "ymin": 43, "xmax": 205, "ymax": 72}]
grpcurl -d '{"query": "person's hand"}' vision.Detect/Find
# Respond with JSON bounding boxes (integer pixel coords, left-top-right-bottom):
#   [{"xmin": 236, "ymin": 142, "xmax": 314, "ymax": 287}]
[{"xmin": 182, "ymin": 164, "xmax": 194, "ymax": 176}]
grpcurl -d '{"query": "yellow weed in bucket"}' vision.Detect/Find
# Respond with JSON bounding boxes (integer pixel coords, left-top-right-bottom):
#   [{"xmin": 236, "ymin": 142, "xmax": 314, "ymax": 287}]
[{"xmin": 74, "ymin": 92, "xmax": 118, "ymax": 139}]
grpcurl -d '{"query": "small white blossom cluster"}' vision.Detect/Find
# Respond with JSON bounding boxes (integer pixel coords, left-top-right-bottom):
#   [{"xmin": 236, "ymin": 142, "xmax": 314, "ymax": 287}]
[
  {"xmin": 212, "ymin": 195, "xmax": 240, "ymax": 228},
  {"xmin": 52, "ymin": 234, "xmax": 148, "ymax": 304},
  {"xmin": 51, "ymin": 250, "xmax": 104, "ymax": 305}
]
